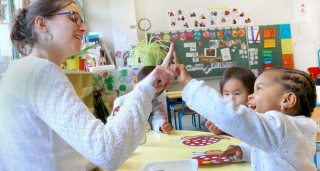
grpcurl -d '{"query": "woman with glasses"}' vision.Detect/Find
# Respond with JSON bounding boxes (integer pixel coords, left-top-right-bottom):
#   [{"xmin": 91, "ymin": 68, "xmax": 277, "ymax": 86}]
[{"xmin": 0, "ymin": 0, "xmax": 175, "ymax": 170}]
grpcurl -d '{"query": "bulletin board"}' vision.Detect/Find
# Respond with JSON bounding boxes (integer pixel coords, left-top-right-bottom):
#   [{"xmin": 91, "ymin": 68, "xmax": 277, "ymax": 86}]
[{"xmin": 147, "ymin": 24, "xmax": 292, "ymax": 78}]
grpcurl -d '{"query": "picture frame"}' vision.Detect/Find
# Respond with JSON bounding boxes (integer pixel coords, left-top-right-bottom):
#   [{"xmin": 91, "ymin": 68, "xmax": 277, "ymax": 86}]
[
  {"xmin": 0, "ymin": 2, "xmax": 9, "ymax": 23},
  {"xmin": 204, "ymin": 48, "xmax": 216, "ymax": 57}
]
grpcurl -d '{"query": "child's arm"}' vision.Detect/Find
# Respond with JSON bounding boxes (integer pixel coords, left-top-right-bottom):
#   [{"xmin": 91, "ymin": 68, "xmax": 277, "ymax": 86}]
[
  {"xmin": 106, "ymin": 96, "xmax": 124, "ymax": 122},
  {"xmin": 182, "ymin": 79, "xmax": 285, "ymax": 154},
  {"xmin": 237, "ymin": 143, "xmax": 252, "ymax": 162},
  {"xmin": 150, "ymin": 100, "xmax": 167, "ymax": 132}
]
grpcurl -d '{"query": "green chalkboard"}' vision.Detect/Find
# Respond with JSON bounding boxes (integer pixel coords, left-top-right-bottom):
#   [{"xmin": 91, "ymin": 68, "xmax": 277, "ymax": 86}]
[{"xmin": 147, "ymin": 24, "xmax": 290, "ymax": 79}]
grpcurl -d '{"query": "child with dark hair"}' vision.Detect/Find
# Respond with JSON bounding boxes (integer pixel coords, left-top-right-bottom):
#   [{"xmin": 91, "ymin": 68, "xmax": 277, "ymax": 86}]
[
  {"xmin": 108, "ymin": 66, "xmax": 172, "ymax": 134},
  {"xmin": 206, "ymin": 67, "xmax": 256, "ymax": 135},
  {"xmin": 171, "ymin": 64, "xmax": 317, "ymax": 170}
]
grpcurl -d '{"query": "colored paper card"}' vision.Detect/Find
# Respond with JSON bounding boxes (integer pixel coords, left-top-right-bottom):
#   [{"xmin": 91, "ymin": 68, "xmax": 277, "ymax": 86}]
[
  {"xmin": 280, "ymin": 24, "xmax": 292, "ymax": 39},
  {"xmin": 248, "ymin": 26, "xmax": 260, "ymax": 44},
  {"xmin": 263, "ymin": 57, "xmax": 273, "ymax": 64},
  {"xmin": 262, "ymin": 51, "xmax": 272, "ymax": 57},
  {"xmin": 186, "ymin": 53, "xmax": 193, "ymax": 57},
  {"xmin": 200, "ymin": 58, "xmax": 216, "ymax": 63},
  {"xmin": 264, "ymin": 39, "xmax": 276, "ymax": 48},
  {"xmin": 282, "ymin": 54, "xmax": 295, "ymax": 69},
  {"xmin": 281, "ymin": 39, "xmax": 293, "ymax": 54},
  {"xmin": 190, "ymin": 42, "xmax": 197, "ymax": 51},
  {"xmin": 221, "ymin": 48, "xmax": 231, "ymax": 61},
  {"xmin": 263, "ymin": 64, "xmax": 273, "ymax": 70},
  {"xmin": 263, "ymin": 29, "xmax": 275, "ymax": 38}
]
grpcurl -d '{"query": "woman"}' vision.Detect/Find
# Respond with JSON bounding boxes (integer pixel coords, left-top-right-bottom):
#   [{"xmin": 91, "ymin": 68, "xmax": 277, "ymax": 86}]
[{"xmin": 0, "ymin": 0, "xmax": 175, "ymax": 170}]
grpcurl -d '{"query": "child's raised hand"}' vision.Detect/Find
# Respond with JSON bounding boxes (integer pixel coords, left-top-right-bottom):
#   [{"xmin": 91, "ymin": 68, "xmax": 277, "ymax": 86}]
[
  {"xmin": 219, "ymin": 145, "xmax": 243, "ymax": 160},
  {"xmin": 170, "ymin": 64, "xmax": 193, "ymax": 86},
  {"xmin": 160, "ymin": 120, "xmax": 172, "ymax": 134},
  {"xmin": 161, "ymin": 43, "xmax": 175, "ymax": 68},
  {"xmin": 205, "ymin": 121, "xmax": 224, "ymax": 135}
]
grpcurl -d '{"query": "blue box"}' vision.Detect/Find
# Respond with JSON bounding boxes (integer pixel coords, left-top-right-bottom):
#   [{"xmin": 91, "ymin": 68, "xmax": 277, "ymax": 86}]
[{"xmin": 263, "ymin": 57, "xmax": 273, "ymax": 65}]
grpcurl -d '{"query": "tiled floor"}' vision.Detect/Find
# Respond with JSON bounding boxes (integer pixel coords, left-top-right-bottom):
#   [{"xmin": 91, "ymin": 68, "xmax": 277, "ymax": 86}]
[{"xmin": 170, "ymin": 112, "xmax": 209, "ymax": 132}]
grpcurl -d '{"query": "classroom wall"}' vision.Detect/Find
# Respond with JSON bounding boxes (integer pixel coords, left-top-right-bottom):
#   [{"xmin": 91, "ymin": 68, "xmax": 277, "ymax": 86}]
[
  {"xmin": 0, "ymin": 24, "xmax": 11, "ymax": 56},
  {"xmin": 133, "ymin": 0, "xmax": 320, "ymax": 90},
  {"xmin": 83, "ymin": 0, "xmax": 115, "ymax": 59}
]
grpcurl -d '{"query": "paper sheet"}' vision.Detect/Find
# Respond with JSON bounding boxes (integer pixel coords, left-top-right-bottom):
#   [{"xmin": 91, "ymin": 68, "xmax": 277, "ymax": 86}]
[
  {"xmin": 292, "ymin": 0, "xmax": 312, "ymax": 22},
  {"xmin": 190, "ymin": 42, "xmax": 197, "ymax": 51},
  {"xmin": 221, "ymin": 48, "xmax": 231, "ymax": 61},
  {"xmin": 264, "ymin": 39, "xmax": 276, "ymax": 48},
  {"xmin": 281, "ymin": 39, "xmax": 293, "ymax": 54},
  {"xmin": 184, "ymin": 43, "xmax": 190, "ymax": 48},
  {"xmin": 113, "ymin": 27, "xmax": 127, "ymax": 45},
  {"xmin": 248, "ymin": 26, "xmax": 260, "ymax": 43}
]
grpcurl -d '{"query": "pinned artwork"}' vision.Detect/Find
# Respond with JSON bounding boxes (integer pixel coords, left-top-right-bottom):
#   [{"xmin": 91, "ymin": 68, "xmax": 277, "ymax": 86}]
[
  {"xmin": 281, "ymin": 39, "xmax": 293, "ymax": 54},
  {"xmin": 228, "ymin": 62, "xmax": 236, "ymax": 67},
  {"xmin": 210, "ymin": 30, "xmax": 217, "ymax": 38},
  {"xmin": 263, "ymin": 29, "xmax": 275, "ymax": 38},
  {"xmin": 280, "ymin": 24, "xmax": 292, "ymax": 39},
  {"xmin": 263, "ymin": 57, "xmax": 273, "ymax": 64},
  {"xmin": 220, "ymin": 62, "xmax": 228, "ymax": 68},
  {"xmin": 211, "ymin": 62, "xmax": 220, "ymax": 69},
  {"xmin": 264, "ymin": 39, "xmax": 276, "ymax": 48},
  {"xmin": 217, "ymin": 30, "xmax": 224, "ymax": 38},
  {"xmin": 155, "ymin": 35, "xmax": 163, "ymax": 42},
  {"xmin": 192, "ymin": 150, "xmax": 239, "ymax": 164},
  {"xmin": 282, "ymin": 54, "xmax": 294, "ymax": 69},
  {"xmin": 203, "ymin": 65, "xmax": 213, "ymax": 74},
  {"xmin": 171, "ymin": 33, "xmax": 178, "ymax": 42},
  {"xmin": 193, "ymin": 58, "xmax": 199, "ymax": 62},
  {"xmin": 205, "ymin": 48, "xmax": 217, "ymax": 57},
  {"xmin": 195, "ymin": 64, "xmax": 204, "ymax": 70},
  {"xmin": 224, "ymin": 30, "xmax": 231, "ymax": 38},
  {"xmin": 239, "ymin": 29, "xmax": 245, "ymax": 37},
  {"xmin": 209, "ymin": 40, "xmax": 219, "ymax": 49},
  {"xmin": 203, "ymin": 31, "xmax": 210, "ymax": 39},
  {"xmin": 163, "ymin": 34, "xmax": 171, "ymax": 42},
  {"xmin": 231, "ymin": 29, "xmax": 238, "ymax": 37},
  {"xmin": 201, "ymin": 58, "xmax": 216, "ymax": 63},
  {"xmin": 194, "ymin": 31, "xmax": 201, "ymax": 40},
  {"xmin": 171, "ymin": 134, "xmax": 230, "ymax": 146},
  {"xmin": 215, "ymin": 56, "xmax": 222, "ymax": 62},
  {"xmin": 186, "ymin": 65, "xmax": 196, "ymax": 71},
  {"xmin": 187, "ymin": 32, "xmax": 194, "ymax": 40},
  {"xmin": 218, "ymin": 40, "xmax": 225, "ymax": 48},
  {"xmin": 221, "ymin": 48, "xmax": 231, "ymax": 61},
  {"xmin": 248, "ymin": 26, "xmax": 260, "ymax": 43},
  {"xmin": 179, "ymin": 32, "xmax": 186, "ymax": 41},
  {"xmin": 198, "ymin": 42, "xmax": 202, "ymax": 47}
]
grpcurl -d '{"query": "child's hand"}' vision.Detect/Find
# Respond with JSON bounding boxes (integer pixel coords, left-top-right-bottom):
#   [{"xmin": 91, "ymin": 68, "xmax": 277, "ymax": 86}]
[
  {"xmin": 160, "ymin": 120, "xmax": 172, "ymax": 134},
  {"xmin": 170, "ymin": 64, "xmax": 193, "ymax": 86},
  {"xmin": 205, "ymin": 121, "xmax": 224, "ymax": 135},
  {"xmin": 219, "ymin": 145, "xmax": 243, "ymax": 160}
]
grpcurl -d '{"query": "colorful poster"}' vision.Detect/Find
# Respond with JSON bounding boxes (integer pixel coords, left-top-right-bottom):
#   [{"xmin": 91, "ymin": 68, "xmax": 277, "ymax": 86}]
[
  {"xmin": 280, "ymin": 24, "xmax": 292, "ymax": 39},
  {"xmin": 281, "ymin": 39, "xmax": 293, "ymax": 54},
  {"xmin": 179, "ymin": 32, "xmax": 186, "ymax": 41},
  {"xmin": 192, "ymin": 150, "xmax": 239, "ymax": 164},
  {"xmin": 248, "ymin": 26, "xmax": 260, "ymax": 43},
  {"xmin": 264, "ymin": 39, "xmax": 276, "ymax": 48},
  {"xmin": 163, "ymin": 34, "xmax": 171, "ymax": 42},
  {"xmin": 203, "ymin": 31, "xmax": 210, "ymax": 39},
  {"xmin": 292, "ymin": 0, "xmax": 312, "ymax": 22},
  {"xmin": 282, "ymin": 54, "xmax": 294, "ymax": 69},
  {"xmin": 171, "ymin": 33, "xmax": 178, "ymax": 42},
  {"xmin": 166, "ymin": 6, "xmax": 253, "ymax": 30},
  {"xmin": 263, "ymin": 29, "xmax": 275, "ymax": 38}
]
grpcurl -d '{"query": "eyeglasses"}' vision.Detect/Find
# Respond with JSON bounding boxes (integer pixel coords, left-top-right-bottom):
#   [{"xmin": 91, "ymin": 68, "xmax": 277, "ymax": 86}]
[{"xmin": 44, "ymin": 11, "xmax": 85, "ymax": 27}]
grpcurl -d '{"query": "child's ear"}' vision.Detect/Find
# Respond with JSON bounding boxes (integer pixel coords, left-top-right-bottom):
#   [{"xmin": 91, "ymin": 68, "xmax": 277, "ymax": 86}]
[
  {"xmin": 280, "ymin": 92, "xmax": 297, "ymax": 114},
  {"xmin": 132, "ymin": 77, "xmax": 138, "ymax": 86}
]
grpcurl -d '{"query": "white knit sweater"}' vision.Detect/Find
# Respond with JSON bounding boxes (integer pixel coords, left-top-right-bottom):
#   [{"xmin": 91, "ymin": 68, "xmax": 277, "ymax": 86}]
[
  {"xmin": 0, "ymin": 57, "xmax": 155, "ymax": 171},
  {"xmin": 108, "ymin": 95, "xmax": 166, "ymax": 132},
  {"xmin": 182, "ymin": 79, "xmax": 317, "ymax": 171}
]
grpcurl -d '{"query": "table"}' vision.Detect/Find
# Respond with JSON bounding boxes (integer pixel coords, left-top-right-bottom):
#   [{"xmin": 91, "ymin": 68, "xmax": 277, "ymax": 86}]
[
  {"xmin": 166, "ymin": 90, "xmax": 183, "ymax": 126},
  {"xmin": 101, "ymin": 130, "xmax": 251, "ymax": 171}
]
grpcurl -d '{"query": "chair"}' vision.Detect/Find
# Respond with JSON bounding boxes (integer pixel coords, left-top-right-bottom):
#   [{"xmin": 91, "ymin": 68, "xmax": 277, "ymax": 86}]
[{"xmin": 168, "ymin": 89, "xmax": 201, "ymax": 130}]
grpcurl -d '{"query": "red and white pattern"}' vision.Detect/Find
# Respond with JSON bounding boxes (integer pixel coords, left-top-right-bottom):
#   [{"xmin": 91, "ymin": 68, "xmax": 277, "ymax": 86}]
[{"xmin": 183, "ymin": 137, "xmax": 220, "ymax": 146}]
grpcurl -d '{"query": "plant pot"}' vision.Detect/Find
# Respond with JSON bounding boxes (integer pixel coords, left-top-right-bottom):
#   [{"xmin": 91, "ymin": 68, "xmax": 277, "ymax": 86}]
[
  {"xmin": 66, "ymin": 59, "xmax": 79, "ymax": 71},
  {"xmin": 143, "ymin": 53, "xmax": 157, "ymax": 66},
  {"xmin": 79, "ymin": 59, "xmax": 86, "ymax": 71}
]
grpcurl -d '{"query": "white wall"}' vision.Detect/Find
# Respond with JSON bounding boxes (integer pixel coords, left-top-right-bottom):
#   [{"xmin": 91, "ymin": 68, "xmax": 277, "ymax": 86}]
[
  {"xmin": 0, "ymin": 24, "xmax": 11, "ymax": 52},
  {"xmin": 83, "ymin": 0, "xmax": 115, "ymax": 58}
]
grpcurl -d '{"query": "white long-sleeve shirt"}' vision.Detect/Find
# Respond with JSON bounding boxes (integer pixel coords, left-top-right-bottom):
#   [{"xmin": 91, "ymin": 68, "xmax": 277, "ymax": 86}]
[
  {"xmin": 108, "ymin": 95, "xmax": 166, "ymax": 132},
  {"xmin": 182, "ymin": 79, "xmax": 317, "ymax": 171},
  {"xmin": 0, "ymin": 57, "xmax": 155, "ymax": 171}
]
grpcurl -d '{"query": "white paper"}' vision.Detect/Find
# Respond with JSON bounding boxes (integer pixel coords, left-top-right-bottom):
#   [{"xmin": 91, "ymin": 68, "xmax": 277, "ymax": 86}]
[
  {"xmin": 292, "ymin": 0, "xmax": 312, "ymax": 22},
  {"xmin": 221, "ymin": 48, "xmax": 231, "ymax": 61},
  {"xmin": 184, "ymin": 43, "xmax": 190, "ymax": 48},
  {"xmin": 193, "ymin": 52, "xmax": 199, "ymax": 57},
  {"xmin": 113, "ymin": 27, "xmax": 127, "ymax": 45},
  {"xmin": 250, "ymin": 61, "xmax": 254, "ymax": 65},
  {"xmin": 254, "ymin": 61, "xmax": 258, "ymax": 65},
  {"xmin": 255, "ymin": 56, "xmax": 258, "ymax": 59},
  {"xmin": 203, "ymin": 65, "xmax": 213, "ymax": 74},
  {"xmin": 209, "ymin": 40, "xmax": 219, "ymax": 49},
  {"xmin": 250, "ymin": 57, "xmax": 254, "ymax": 60},
  {"xmin": 193, "ymin": 58, "xmax": 199, "ymax": 62},
  {"xmin": 186, "ymin": 65, "xmax": 196, "ymax": 71},
  {"xmin": 242, "ymin": 55, "xmax": 244, "ymax": 58},
  {"xmin": 245, "ymin": 55, "xmax": 248, "ymax": 58},
  {"xmin": 244, "ymin": 50, "xmax": 247, "ymax": 54},
  {"xmin": 195, "ymin": 64, "xmax": 204, "ymax": 70},
  {"xmin": 190, "ymin": 42, "xmax": 197, "ymax": 51},
  {"xmin": 186, "ymin": 53, "xmax": 193, "ymax": 57},
  {"xmin": 211, "ymin": 62, "xmax": 220, "ymax": 69},
  {"xmin": 239, "ymin": 50, "xmax": 244, "ymax": 54}
]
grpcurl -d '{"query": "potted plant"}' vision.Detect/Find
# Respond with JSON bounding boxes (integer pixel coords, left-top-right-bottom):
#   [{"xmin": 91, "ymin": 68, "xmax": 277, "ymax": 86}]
[
  {"xmin": 129, "ymin": 32, "xmax": 170, "ymax": 66},
  {"xmin": 65, "ymin": 44, "xmax": 97, "ymax": 71}
]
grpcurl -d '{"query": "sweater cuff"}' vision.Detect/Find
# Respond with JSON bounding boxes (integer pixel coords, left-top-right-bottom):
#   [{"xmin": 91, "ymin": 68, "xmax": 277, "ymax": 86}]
[
  {"xmin": 136, "ymin": 81, "xmax": 156, "ymax": 101},
  {"xmin": 237, "ymin": 143, "xmax": 251, "ymax": 162}
]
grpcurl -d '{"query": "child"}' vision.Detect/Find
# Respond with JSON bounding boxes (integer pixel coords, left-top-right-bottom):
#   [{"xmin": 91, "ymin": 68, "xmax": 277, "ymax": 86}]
[
  {"xmin": 108, "ymin": 66, "xmax": 172, "ymax": 134},
  {"xmin": 206, "ymin": 67, "xmax": 256, "ymax": 135},
  {"xmin": 171, "ymin": 64, "xmax": 317, "ymax": 170}
]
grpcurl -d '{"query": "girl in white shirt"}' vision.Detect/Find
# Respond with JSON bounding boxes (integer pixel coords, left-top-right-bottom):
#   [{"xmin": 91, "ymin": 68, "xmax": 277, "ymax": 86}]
[
  {"xmin": 170, "ymin": 64, "xmax": 317, "ymax": 171},
  {"xmin": 0, "ymin": 1, "xmax": 175, "ymax": 170}
]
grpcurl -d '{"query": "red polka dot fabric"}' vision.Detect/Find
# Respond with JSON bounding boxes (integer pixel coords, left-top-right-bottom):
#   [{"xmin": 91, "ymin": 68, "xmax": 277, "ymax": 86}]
[
  {"xmin": 193, "ymin": 154, "xmax": 231, "ymax": 164},
  {"xmin": 182, "ymin": 137, "xmax": 220, "ymax": 146}
]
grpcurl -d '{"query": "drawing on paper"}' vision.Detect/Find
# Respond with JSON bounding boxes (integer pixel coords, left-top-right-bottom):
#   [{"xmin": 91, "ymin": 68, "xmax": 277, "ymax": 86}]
[
  {"xmin": 191, "ymin": 150, "xmax": 239, "ymax": 164},
  {"xmin": 171, "ymin": 134, "xmax": 230, "ymax": 146}
]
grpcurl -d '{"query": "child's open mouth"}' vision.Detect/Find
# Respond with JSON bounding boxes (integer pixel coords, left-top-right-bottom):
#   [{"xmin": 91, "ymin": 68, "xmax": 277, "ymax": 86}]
[{"xmin": 248, "ymin": 104, "xmax": 256, "ymax": 110}]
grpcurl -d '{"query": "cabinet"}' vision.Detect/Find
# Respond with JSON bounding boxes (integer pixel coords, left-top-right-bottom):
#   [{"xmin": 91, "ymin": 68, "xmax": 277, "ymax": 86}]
[{"xmin": 64, "ymin": 70, "xmax": 95, "ymax": 114}]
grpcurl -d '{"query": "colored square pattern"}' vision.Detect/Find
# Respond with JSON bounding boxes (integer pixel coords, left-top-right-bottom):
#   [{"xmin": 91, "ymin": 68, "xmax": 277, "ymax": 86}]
[
  {"xmin": 282, "ymin": 54, "xmax": 294, "ymax": 69},
  {"xmin": 280, "ymin": 24, "xmax": 292, "ymax": 39},
  {"xmin": 263, "ymin": 29, "xmax": 275, "ymax": 38},
  {"xmin": 264, "ymin": 39, "xmax": 276, "ymax": 48},
  {"xmin": 281, "ymin": 39, "xmax": 293, "ymax": 54}
]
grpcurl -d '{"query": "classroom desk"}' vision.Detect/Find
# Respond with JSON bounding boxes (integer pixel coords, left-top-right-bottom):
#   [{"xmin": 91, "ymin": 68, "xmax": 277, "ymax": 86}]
[
  {"xmin": 101, "ymin": 130, "xmax": 251, "ymax": 171},
  {"xmin": 166, "ymin": 90, "xmax": 183, "ymax": 126}
]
